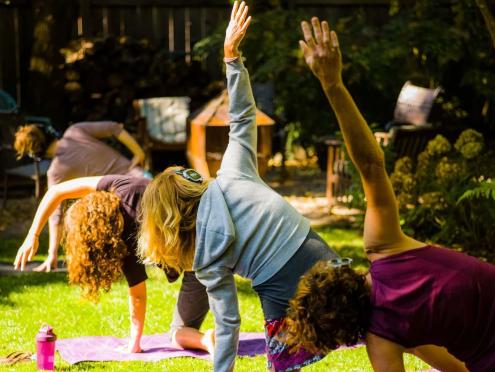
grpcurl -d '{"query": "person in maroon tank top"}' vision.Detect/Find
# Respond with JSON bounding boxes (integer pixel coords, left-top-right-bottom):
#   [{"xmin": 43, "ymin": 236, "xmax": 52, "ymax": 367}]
[
  {"xmin": 284, "ymin": 17, "xmax": 495, "ymax": 372},
  {"xmin": 14, "ymin": 175, "xmax": 214, "ymax": 357}
]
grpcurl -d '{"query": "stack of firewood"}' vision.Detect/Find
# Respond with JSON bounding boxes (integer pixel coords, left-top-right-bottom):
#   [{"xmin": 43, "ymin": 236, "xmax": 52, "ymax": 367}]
[{"xmin": 59, "ymin": 36, "xmax": 221, "ymax": 127}]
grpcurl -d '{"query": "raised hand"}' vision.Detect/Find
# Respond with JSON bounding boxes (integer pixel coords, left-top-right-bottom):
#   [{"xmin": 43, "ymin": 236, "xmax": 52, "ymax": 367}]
[
  {"xmin": 14, "ymin": 233, "xmax": 40, "ymax": 271},
  {"xmin": 300, "ymin": 17, "xmax": 342, "ymax": 88},
  {"xmin": 224, "ymin": 1, "xmax": 252, "ymax": 59}
]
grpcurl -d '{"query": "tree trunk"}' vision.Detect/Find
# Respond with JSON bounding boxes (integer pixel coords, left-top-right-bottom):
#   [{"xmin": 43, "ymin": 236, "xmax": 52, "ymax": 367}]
[{"xmin": 475, "ymin": 0, "xmax": 495, "ymax": 49}]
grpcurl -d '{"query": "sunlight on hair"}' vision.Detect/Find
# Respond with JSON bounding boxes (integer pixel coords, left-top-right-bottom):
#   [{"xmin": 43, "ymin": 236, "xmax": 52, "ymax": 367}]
[
  {"xmin": 138, "ymin": 166, "xmax": 209, "ymax": 273},
  {"xmin": 63, "ymin": 191, "xmax": 126, "ymax": 302}
]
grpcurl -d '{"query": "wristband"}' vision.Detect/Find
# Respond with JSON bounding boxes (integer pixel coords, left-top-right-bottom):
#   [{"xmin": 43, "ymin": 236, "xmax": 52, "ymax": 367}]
[{"xmin": 223, "ymin": 56, "xmax": 239, "ymax": 63}]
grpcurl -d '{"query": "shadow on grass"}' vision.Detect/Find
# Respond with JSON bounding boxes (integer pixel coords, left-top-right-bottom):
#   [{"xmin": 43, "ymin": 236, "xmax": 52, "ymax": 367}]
[
  {"xmin": 0, "ymin": 272, "xmax": 67, "ymax": 306},
  {"xmin": 56, "ymin": 363, "xmax": 97, "ymax": 371}
]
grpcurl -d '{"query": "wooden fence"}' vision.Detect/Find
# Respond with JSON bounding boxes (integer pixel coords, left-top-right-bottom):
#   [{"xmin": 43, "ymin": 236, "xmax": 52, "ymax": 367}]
[
  {"xmin": 0, "ymin": 0, "xmax": 395, "ymax": 109},
  {"xmin": 0, "ymin": 1, "xmax": 26, "ymax": 107}
]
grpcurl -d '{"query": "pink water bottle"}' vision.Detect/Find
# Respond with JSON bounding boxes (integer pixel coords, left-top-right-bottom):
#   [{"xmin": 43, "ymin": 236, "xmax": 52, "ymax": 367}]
[{"xmin": 36, "ymin": 325, "xmax": 57, "ymax": 370}]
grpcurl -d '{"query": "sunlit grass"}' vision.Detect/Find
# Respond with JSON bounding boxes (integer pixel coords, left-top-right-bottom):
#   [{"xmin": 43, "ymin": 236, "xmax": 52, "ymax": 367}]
[{"xmin": 0, "ymin": 229, "xmax": 429, "ymax": 371}]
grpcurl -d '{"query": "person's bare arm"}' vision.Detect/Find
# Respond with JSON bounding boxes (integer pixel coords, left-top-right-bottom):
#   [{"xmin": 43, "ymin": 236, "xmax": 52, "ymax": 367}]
[
  {"xmin": 300, "ymin": 18, "xmax": 421, "ymax": 253},
  {"xmin": 407, "ymin": 345, "xmax": 468, "ymax": 372},
  {"xmin": 366, "ymin": 332, "xmax": 406, "ymax": 372},
  {"xmin": 127, "ymin": 281, "xmax": 147, "ymax": 353},
  {"xmin": 116, "ymin": 129, "xmax": 146, "ymax": 170},
  {"xmin": 31, "ymin": 219, "xmax": 62, "ymax": 272},
  {"xmin": 14, "ymin": 176, "xmax": 102, "ymax": 270}
]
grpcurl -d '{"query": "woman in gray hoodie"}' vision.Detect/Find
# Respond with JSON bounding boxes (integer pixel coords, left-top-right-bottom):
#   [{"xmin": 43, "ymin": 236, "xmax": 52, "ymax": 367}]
[{"xmin": 138, "ymin": 2, "xmax": 338, "ymax": 371}]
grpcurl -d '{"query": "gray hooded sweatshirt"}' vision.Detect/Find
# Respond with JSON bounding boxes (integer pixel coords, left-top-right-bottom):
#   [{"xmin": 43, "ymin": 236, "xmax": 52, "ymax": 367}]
[{"xmin": 193, "ymin": 59, "xmax": 310, "ymax": 372}]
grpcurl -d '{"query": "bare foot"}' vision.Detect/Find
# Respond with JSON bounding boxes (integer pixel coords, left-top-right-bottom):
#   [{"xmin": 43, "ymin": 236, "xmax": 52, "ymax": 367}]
[{"xmin": 201, "ymin": 329, "xmax": 216, "ymax": 357}]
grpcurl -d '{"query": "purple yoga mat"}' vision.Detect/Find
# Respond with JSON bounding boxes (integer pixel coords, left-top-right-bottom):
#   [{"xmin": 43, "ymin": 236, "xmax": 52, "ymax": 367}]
[{"xmin": 56, "ymin": 332, "xmax": 266, "ymax": 364}]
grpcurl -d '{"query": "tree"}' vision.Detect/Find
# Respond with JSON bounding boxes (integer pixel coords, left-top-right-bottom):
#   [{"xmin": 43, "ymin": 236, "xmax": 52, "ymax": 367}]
[{"xmin": 475, "ymin": 0, "xmax": 495, "ymax": 49}]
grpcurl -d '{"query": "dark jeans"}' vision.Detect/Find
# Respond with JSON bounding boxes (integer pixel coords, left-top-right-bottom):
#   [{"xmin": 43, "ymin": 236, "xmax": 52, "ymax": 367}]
[
  {"xmin": 253, "ymin": 229, "xmax": 339, "ymax": 320},
  {"xmin": 170, "ymin": 271, "xmax": 210, "ymax": 332}
]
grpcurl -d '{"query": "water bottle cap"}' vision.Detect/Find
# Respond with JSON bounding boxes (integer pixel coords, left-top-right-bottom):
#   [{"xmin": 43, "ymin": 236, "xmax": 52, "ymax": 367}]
[{"xmin": 36, "ymin": 324, "xmax": 57, "ymax": 342}]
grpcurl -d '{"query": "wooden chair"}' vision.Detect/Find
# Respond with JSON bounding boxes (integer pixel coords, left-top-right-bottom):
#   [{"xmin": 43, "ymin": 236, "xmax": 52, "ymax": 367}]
[
  {"xmin": 133, "ymin": 97, "xmax": 190, "ymax": 171},
  {"xmin": 325, "ymin": 138, "xmax": 351, "ymax": 205},
  {"xmin": 2, "ymin": 154, "xmax": 51, "ymax": 206},
  {"xmin": 326, "ymin": 81, "xmax": 440, "ymax": 205},
  {"xmin": 374, "ymin": 81, "xmax": 441, "ymax": 161}
]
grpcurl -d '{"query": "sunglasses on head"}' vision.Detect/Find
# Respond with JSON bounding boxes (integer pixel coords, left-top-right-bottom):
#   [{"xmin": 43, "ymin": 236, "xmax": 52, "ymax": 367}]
[
  {"xmin": 174, "ymin": 168, "xmax": 204, "ymax": 184},
  {"xmin": 328, "ymin": 257, "xmax": 353, "ymax": 268}
]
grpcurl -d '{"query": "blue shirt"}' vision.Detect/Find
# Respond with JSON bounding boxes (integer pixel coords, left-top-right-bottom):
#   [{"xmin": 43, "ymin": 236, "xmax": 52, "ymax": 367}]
[{"xmin": 193, "ymin": 59, "xmax": 310, "ymax": 372}]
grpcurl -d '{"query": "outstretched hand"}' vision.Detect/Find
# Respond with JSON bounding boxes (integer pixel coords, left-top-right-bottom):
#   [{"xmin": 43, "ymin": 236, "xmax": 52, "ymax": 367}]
[
  {"xmin": 32, "ymin": 255, "xmax": 58, "ymax": 272},
  {"xmin": 224, "ymin": 1, "xmax": 252, "ymax": 59},
  {"xmin": 14, "ymin": 234, "xmax": 39, "ymax": 271},
  {"xmin": 300, "ymin": 17, "xmax": 342, "ymax": 88}
]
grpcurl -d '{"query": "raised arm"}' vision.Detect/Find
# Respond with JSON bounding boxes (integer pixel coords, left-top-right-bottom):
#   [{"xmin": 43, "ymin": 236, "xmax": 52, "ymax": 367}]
[
  {"xmin": 14, "ymin": 176, "xmax": 102, "ymax": 271},
  {"xmin": 218, "ymin": 1, "xmax": 257, "ymax": 179},
  {"xmin": 195, "ymin": 268, "xmax": 240, "ymax": 372},
  {"xmin": 116, "ymin": 130, "xmax": 145, "ymax": 170},
  {"xmin": 300, "ymin": 18, "xmax": 420, "ymax": 253}
]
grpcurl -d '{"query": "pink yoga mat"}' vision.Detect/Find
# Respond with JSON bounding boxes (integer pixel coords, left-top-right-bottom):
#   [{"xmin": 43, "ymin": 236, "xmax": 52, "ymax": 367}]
[
  {"xmin": 57, "ymin": 332, "xmax": 266, "ymax": 364},
  {"xmin": 56, "ymin": 333, "xmax": 440, "ymax": 370}
]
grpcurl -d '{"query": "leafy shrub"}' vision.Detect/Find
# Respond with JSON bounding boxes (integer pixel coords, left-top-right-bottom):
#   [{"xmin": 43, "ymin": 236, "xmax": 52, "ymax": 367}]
[{"xmin": 390, "ymin": 129, "xmax": 495, "ymax": 260}]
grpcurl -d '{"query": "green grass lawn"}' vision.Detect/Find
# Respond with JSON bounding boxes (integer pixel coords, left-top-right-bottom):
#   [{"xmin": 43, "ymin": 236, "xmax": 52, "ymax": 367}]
[{"xmin": 0, "ymin": 228, "xmax": 429, "ymax": 371}]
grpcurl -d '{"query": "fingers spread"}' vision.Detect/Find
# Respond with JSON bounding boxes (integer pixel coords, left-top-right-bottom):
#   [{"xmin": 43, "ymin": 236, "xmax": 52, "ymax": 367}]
[
  {"xmin": 322, "ymin": 21, "xmax": 331, "ymax": 44},
  {"xmin": 301, "ymin": 21, "xmax": 316, "ymax": 49},
  {"xmin": 235, "ymin": 2, "xmax": 246, "ymax": 22},
  {"xmin": 231, "ymin": 1, "xmax": 239, "ymax": 20},
  {"xmin": 331, "ymin": 30, "xmax": 340, "ymax": 49},
  {"xmin": 14, "ymin": 251, "xmax": 21, "ymax": 270},
  {"xmin": 20, "ymin": 253, "xmax": 26, "ymax": 271},
  {"xmin": 241, "ymin": 16, "xmax": 252, "ymax": 33},
  {"xmin": 239, "ymin": 4, "xmax": 249, "ymax": 26},
  {"xmin": 311, "ymin": 17, "xmax": 323, "ymax": 45},
  {"xmin": 299, "ymin": 40, "xmax": 309, "ymax": 55}
]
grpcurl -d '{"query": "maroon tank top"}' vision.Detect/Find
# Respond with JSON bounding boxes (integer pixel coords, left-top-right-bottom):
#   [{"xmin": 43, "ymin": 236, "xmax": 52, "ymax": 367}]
[{"xmin": 369, "ymin": 246, "xmax": 495, "ymax": 371}]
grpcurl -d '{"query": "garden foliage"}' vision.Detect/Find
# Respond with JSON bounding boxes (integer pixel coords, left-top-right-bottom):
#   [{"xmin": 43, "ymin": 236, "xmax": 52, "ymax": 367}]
[
  {"xmin": 58, "ymin": 37, "xmax": 217, "ymax": 126},
  {"xmin": 194, "ymin": 0, "xmax": 494, "ymax": 152},
  {"xmin": 390, "ymin": 129, "xmax": 495, "ymax": 260},
  {"xmin": 194, "ymin": 8, "xmax": 335, "ymax": 149}
]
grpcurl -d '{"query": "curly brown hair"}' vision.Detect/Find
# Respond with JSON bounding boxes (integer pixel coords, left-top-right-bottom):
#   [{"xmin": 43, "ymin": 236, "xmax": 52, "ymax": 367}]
[
  {"xmin": 14, "ymin": 124, "xmax": 46, "ymax": 159},
  {"xmin": 63, "ymin": 191, "xmax": 127, "ymax": 302},
  {"xmin": 285, "ymin": 261, "xmax": 371, "ymax": 354}
]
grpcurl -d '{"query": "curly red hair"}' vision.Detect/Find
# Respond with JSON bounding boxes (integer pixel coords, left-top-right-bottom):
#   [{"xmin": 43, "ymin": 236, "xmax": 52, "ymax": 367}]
[
  {"xmin": 63, "ymin": 191, "xmax": 126, "ymax": 302},
  {"xmin": 285, "ymin": 261, "xmax": 371, "ymax": 353}
]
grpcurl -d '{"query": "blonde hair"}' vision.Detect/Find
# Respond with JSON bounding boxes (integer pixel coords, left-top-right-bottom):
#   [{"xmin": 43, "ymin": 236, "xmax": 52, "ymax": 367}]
[
  {"xmin": 14, "ymin": 124, "xmax": 46, "ymax": 159},
  {"xmin": 63, "ymin": 191, "xmax": 126, "ymax": 302},
  {"xmin": 138, "ymin": 166, "xmax": 209, "ymax": 273}
]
